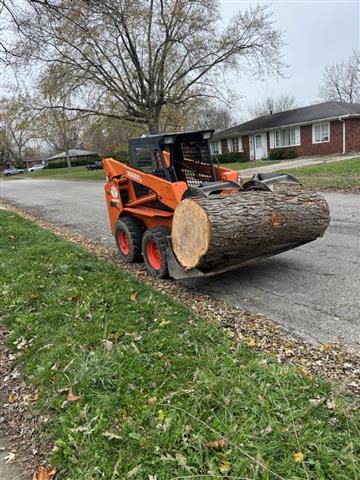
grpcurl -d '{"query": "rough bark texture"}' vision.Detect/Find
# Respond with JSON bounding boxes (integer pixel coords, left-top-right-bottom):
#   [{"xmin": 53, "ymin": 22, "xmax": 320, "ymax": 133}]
[{"xmin": 172, "ymin": 191, "xmax": 330, "ymax": 271}]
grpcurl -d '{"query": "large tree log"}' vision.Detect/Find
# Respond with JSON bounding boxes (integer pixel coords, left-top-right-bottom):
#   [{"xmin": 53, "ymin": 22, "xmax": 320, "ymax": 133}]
[{"xmin": 171, "ymin": 192, "xmax": 330, "ymax": 272}]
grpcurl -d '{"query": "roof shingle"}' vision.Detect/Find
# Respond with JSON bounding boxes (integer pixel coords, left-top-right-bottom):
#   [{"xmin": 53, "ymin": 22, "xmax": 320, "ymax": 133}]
[{"xmin": 213, "ymin": 101, "xmax": 360, "ymax": 139}]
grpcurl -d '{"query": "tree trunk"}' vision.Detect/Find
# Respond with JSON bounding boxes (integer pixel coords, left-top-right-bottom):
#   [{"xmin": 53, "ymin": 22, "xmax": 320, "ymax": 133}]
[
  {"xmin": 66, "ymin": 148, "xmax": 71, "ymax": 169},
  {"xmin": 147, "ymin": 108, "xmax": 161, "ymax": 134},
  {"xmin": 171, "ymin": 191, "xmax": 330, "ymax": 272}
]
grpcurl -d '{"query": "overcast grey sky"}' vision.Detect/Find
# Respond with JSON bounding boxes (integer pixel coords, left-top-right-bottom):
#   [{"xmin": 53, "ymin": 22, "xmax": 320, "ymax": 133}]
[{"xmin": 220, "ymin": 1, "xmax": 360, "ymax": 119}]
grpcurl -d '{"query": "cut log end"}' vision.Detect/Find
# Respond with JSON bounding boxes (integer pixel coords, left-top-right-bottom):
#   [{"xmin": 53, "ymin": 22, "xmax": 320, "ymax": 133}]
[
  {"xmin": 171, "ymin": 198, "xmax": 211, "ymax": 269},
  {"xmin": 171, "ymin": 191, "xmax": 330, "ymax": 272}
]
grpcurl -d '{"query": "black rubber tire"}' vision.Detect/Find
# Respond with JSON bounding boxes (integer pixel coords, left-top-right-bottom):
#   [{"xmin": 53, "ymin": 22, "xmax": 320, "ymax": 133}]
[
  {"xmin": 114, "ymin": 216, "xmax": 145, "ymax": 263},
  {"xmin": 142, "ymin": 227, "xmax": 171, "ymax": 279}
]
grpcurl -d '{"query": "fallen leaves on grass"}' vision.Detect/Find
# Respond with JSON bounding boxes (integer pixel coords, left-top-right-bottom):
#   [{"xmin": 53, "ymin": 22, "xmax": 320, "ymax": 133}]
[
  {"xmin": 103, "ymin": 340, "xmax": 114, "ymax": 352},
  {"xmin": 32, "ymin": 466, "xmax": 57, "ymax": 480},
  {"xmin": 293, "ymin": 451, "xmax": 304, "ymax": 463},
  {"xmin": 320, "ymin": 344, "xmax": 336, "ymax": 352},
  {"xmin": 130, "ymin": 292, "xmax": 137, "ymax": 301},
  {"xmin": 67, "ymin": 295, "xmax": 80, "ymax": 303},
  {"xmin": 8, "ymin": 392, "xmax": 17, "ymax": 403},
  {"xmin": 8, "ymin": 203, "xmax": 360, "ymax": 399},
  {"xmin": 15, "ymin": 337, "xmax": 28, "ymax": 350},
  {"xmin": 204, "ymin": 439, "xmax": 225, "ymax": 449},
  {"xmin": 218, "ymin": 458, "xmax": 231, "ymax": 474},
  {"xmin": 126, "ymin": 331, "xmax": 142, "ymax": 341},
  {"xmin": 298, "ymin": 367, "xmax": 313, "ymax": 380},
  {"xmin": 102, "ymin": 431, "xmax": 122, "ymax": 440},
  {"xmin": 245, "ymin": 336, "xmax": 256, "ymax": 347},
  {"xmin": 67, "ymin": 388, "xmax": 81, "ymax": 403}
]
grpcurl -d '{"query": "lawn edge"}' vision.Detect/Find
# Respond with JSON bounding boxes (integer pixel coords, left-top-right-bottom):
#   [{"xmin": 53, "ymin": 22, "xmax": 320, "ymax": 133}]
[{"xmin": 1, "ymin": 201, "xmax": 360, "ymax": 399}]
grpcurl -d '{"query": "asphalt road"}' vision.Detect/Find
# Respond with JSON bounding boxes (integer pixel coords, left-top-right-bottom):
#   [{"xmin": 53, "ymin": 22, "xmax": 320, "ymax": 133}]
[{"xmin": 1, "ymin": 178, "xmax": 359, "ymax": 350}]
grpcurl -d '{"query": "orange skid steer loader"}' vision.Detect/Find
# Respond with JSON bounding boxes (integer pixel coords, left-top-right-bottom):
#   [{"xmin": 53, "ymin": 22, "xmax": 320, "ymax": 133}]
[{"xmin": 102, "ymin": 130, "xmax": 328, "ymax": 280}]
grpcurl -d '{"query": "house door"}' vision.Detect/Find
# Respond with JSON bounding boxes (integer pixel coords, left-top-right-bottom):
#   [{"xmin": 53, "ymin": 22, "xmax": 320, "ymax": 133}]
[{"xmin": 254, "ymin": 133, "xmax": 267, "ymax": 160}]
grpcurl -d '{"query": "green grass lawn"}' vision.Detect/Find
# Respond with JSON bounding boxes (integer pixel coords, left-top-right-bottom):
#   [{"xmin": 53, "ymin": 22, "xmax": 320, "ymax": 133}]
[
  {"xmin": 222, "ymin": 160, "xmax": 279, "ymax": 171},
  {"xmin": 225, "ymin": 157, "xmax": 360, "ymax": 189},
  {"xmin": 281, "ymin": 158, "xmax": 360, "ymax": 189},
  {"xmin": 3, "ymin": 166, "xmax": 106, "ymax": 181},
  {"xmin": 283, "ymin": 157, "xmax": 360, "ymax": 176},
  {"xmin": 1, "ymin": 211, "xmax": 359, "ymax": 479},
  {"xmin": 3, "ymin": 162, "xmax": 279, "ymax": 182}
]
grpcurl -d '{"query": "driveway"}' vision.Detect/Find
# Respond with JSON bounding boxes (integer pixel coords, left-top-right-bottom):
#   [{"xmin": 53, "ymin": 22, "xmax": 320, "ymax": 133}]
[
  {"xmin": 241, "ymin": 153, "xmax": 359, "ymax": 177},
  {"xmin": 1, "ymin": 178, "xmax": 359, "ymax": 350}
]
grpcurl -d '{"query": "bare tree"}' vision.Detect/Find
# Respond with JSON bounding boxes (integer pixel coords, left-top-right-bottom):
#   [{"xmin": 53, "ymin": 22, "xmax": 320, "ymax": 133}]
[
  {"xmin": 0, "ymin": 128, "xmax": 13, "ymax": 169},
  {"xmin": 0, "ymin": 94, "xmax": 36, "ymax": 165},
  {"xmin": 0, "ymin": 0, "xmax": 12, "ymax": 63},
  {"xmin": 320, "ymin": 50, "xmax": 360, "ymax": 104},
  {"xmin": 184, "ymin": 101, "xmax": 233, "ymax": 130},
  {"xmin": 248, "ymin": 94, "xmax": 297, "ymax": 118},
  {"xmin": 5, "ymin": 0, "xmax": 284, "ymax": 133},
  {"xmin": 83, "ymin": 117, "xmax": 146, "ymax": 156},
  {"xmin": 35, "ymin": 77, "xmax": 84, "ymax": 154}
]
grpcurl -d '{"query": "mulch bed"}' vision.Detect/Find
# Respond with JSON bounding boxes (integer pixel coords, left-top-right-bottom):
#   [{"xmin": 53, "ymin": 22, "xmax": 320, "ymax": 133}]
[{"xmin": 1, "ymin": 200, "xmax": 360, "ymax": 476}]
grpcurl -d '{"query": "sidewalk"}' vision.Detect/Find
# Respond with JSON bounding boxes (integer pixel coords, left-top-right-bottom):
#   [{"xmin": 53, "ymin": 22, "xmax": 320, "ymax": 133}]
[{"xmin": 240, "ymin": 153, "xmax": 359, "ymax": 177}]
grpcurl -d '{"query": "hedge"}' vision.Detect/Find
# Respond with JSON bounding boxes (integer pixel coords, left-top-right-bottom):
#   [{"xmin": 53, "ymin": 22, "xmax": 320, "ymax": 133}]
[
  {"xmin": 45, "ymin": 156, "xmax": 100, "ymax": 169},
  {"xmin": 213, "ymin": 152, "xmax": 246, "ymax": 163},
  {"xmin": 268, "ymin": 148, "xmax": 299, "ymax": 160}
]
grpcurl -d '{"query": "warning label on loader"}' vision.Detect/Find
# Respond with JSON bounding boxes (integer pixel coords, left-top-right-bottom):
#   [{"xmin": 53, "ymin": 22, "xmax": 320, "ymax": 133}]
[
  {"xmin": 127, "ymin": 170, "xmax": 142, "ymax": 183},
  {"xmin": 111, "ymin": 186, "xmax": 118, "ymax": 198}
]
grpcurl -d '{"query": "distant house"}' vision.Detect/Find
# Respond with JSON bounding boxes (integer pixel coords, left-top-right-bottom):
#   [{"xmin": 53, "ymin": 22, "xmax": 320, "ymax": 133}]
[
  {"xmin": 210, "ymin": 101, "xmax": 360, "ymax": 161},
  {"xmin": 46, "ymin": 148, "xmax": 99, "ymax": 164},
  {"xmin": 23, "ymin": 158, "xmax": 45, "ymax": 169}
]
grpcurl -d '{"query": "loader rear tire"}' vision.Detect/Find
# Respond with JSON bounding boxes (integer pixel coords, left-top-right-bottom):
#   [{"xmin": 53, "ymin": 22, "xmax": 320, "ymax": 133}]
[
  {"xmin": 115, "ymin": 216, "xmax": 144, "ymax": 263},
  {"xmin": 142, "ymin": 227, "xmax": 170, "ymax": 279}
]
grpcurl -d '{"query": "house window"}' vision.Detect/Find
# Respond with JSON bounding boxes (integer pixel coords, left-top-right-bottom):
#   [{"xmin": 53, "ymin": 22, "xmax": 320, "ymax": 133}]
[
  {"xmin": 255, "ymin": 135, "xmax": 262, "ymax": 148},
  {"xmin": 210, "ymin": 140, "xmax": 222, "ymax": 155},
  {"xmin": 274, "ymin": 127, "xmax": 300, "ymax": 147},
  {"xmin": 312, "ymin": 122, "xmax": 330, "ymax": 143},
  {"xmin": 227, "ymin": 136, "xmax": 242, "ymax": 152}
]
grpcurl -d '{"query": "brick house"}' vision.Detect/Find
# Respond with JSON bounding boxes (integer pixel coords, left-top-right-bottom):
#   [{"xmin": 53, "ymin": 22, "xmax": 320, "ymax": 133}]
[{"xmin": 210, "ymin": 101, "xmax": 360, "ymax": 161}]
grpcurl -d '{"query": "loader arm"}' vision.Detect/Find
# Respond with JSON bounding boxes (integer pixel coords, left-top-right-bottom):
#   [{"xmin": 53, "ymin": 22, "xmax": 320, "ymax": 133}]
[{"xmin": 103, "ymin": 157, "xmax": 188, "ymax": 210}]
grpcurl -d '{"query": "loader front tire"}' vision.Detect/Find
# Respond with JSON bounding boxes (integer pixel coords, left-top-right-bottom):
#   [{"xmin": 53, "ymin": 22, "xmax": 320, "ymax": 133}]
[
  {"xmin": 142, "ymin": 227, "xmax": 170, "ymax": 279},
  {"xmin": 115, "ymin": 217, "xmax": 144, "ymax": 263}
]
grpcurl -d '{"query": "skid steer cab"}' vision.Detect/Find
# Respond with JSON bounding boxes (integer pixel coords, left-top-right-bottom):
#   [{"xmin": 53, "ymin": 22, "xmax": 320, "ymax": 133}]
[{"xmin": 102, "ymin": 129, "xmax": 299, "ymax": 279}]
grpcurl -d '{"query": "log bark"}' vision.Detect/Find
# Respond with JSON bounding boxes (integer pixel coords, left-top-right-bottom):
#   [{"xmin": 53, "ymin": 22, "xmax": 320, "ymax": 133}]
[{"xmin": 171, "ymin": 191, "xmax": 330, "ymax": 272}]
